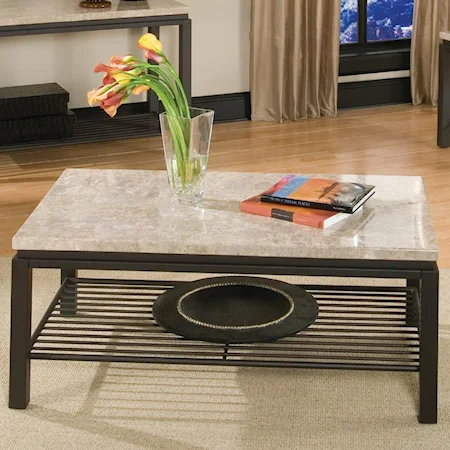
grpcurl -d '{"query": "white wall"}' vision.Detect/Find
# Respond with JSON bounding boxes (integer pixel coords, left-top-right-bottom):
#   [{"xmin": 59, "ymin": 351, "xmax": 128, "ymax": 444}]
[{"xmin": 0, "ymin": 0, "xmax": 251, "ymax": 108}]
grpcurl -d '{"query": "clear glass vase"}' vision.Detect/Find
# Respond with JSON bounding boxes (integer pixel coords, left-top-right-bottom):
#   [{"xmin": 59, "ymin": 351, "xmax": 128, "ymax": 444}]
[{"xmin": 160, "ymin": 107, "xmax": 214, "ymax": 205}]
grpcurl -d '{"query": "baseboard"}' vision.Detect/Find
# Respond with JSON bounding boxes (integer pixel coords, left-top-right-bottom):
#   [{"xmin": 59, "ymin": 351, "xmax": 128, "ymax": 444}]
[
  {"xmin": 192, "ymin": 78, "xmax": 412, "ymax": 118},
  {"xmin": 338, "ymin": 77, "xmax": 412, "ymax": 109},
  {"xmin": 73, "ymin": 92, "xmax": 252, "ymax": 123},
  {"xmin": 193, "ymin": 79, "xmax": 412, "ymax": 119},
  {"xmin": 73, "ymin": 79, "xmax": 411, "ymax": 125},
  {"xmin": 192, "ymin": 92, "xmax": 251, "ymax": 123}
]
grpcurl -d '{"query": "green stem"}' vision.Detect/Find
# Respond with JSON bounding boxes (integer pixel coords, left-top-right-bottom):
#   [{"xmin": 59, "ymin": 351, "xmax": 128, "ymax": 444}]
[
  {"xmin": 132, "ymin": 57, "xmax": 190, "ymax": 119},
  {"xmin": 115, "ymin": 62, "xmax": 192, "ymax": 188},
  {"xmin": 162, "ymin": 58, "xmax": 191, "ymax": 118},
  {"xmin": 125, "ymin": 77, "xmax": 189, "ymax": 176},
  {"xmin": 144, "ymin": 64, "xmax": 188, "ymax": 117}
]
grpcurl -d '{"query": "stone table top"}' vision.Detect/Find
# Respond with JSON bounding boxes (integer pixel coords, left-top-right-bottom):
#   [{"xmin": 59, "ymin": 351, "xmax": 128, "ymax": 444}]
[
  {"xmin": 12, "ymin": 169, "xmax": 438, "ymax": 261},
  {"xmin": 0, "ymin": 0, "xmax": 189, "ymax": 27},
  {"xmin": 441, "ymin": 32, "xmax": 450, "ymax": 42}
]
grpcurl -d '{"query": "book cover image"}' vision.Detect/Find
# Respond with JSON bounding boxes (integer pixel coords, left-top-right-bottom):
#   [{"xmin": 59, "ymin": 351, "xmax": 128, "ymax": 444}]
[{"xmin": 261, "ymin": 175, "xmax": 375, "ymax": 213}]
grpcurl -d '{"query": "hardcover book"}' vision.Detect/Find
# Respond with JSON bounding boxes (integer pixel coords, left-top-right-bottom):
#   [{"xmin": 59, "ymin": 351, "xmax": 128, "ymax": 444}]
[
  {"xmin": 260, "ymin": 175, "xmax": 375, "ymax": 213},
  {"xmin": 0, "ymin": 83, "xmax": 69, "ymax": 121},
  {"xmin": 241, "ymin": 194, "xmax": 361, "ymax": 229},
  {"xmin": 0, "ymin": 110, "xmax": 76, "ymax": 145}
]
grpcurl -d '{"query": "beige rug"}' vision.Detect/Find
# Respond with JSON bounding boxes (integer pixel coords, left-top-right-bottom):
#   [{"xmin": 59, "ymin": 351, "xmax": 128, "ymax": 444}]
[{"xmin": 1, "ymin": 257, "xmax": 450, "ymax": 450}]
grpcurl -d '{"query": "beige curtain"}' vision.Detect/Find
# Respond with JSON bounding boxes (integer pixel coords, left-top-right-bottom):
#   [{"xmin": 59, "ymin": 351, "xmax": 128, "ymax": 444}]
[
  {"xmin": 250, "ymin": 0, "xmax": 341, "ymax": 122},
  {"xmin": 411, "ymin": 0, "xmax": 450, "ymax": 105}
]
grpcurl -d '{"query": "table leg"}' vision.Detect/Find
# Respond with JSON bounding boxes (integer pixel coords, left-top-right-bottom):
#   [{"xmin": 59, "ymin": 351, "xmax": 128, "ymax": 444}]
[
  {"xmin": 148, "ymin": 26, "xmax": 161, "ymax": 114},
  {"xmin": 9, "ymin": 256, "xmax": 32, "ymax": 409},
  {"xmin": 407, "ymin": 279, "xmax": 420, "ymax": 327},
  {"xmin": 60, "ymin": 269, "xmax": 78, "ymax": 316},
  {"xmin": 438, "ymin": 42, "xmax": 450, "ymax": 148},
  {"xmin": 419, "ymin": 268, "xmax": 439, "ymax": 423},
  {"xmin": 179, "ymin": 18, "xmax": 192, "ymax": 106}
]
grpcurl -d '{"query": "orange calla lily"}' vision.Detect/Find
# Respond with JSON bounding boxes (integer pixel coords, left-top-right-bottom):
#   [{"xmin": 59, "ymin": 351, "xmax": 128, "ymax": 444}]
[
  {"xmin": 109, "ymin": 55, "xmax": 135, "ymax": 65},
  {"xmin": 132, "ymin": 85, "xmax": 150, "ymax": 95},
  {"xmin": 87, "ymin": 84, "xmax": 113, "ymax": 107},
  {"xmin": 94, "ymin": 56, "xmax": 136, "ymax": 76},
  {"xmin": 138, "ymin": 33, "xmax": 163, "ymax": 52},
  {"xmin": 102, "ymin": 104, "xmax": 120, "ymax": 118},
  {"xmin": 103, "ymin": 74, "xmax": 115, "ymax": 85},
  {"xmin": 87, "ymin": 83, "xmax": 124, "ymax": 107},
  {"xmin": 101, "ymin": 88, "xmax": 130, "ymax": 118},
  {"xmin": 88, "ymin": 84, "xmax": 129, "ymax": 118}
]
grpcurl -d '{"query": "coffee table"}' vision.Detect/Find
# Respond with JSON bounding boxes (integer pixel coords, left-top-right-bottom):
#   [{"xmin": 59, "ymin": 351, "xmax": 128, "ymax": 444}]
[{"xmin": 9, "ymin": 169, "xmax": 439, "ymax": 423}]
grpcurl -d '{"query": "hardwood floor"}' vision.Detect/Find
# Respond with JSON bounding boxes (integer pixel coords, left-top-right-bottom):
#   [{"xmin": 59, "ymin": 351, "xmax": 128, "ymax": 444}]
[{"xmin": 1, "ymin": 104, "xmax": 449, "ymax": 266}]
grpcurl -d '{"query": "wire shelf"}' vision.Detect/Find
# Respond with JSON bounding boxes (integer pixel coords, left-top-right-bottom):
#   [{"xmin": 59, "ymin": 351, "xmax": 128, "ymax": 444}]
[{"xmin": 30, "ymin": 277, "xmax": 420, "ymax": 372}]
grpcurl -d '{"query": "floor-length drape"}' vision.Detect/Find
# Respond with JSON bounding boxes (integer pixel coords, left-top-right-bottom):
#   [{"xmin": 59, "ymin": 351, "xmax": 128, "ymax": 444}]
[
  {"xmin": 411, "ymin": 0, "xmax": 450, "ymax": 105},
  {"xmin": 250, "ymin": 0, "xmax": 341, "ymax": 122}
]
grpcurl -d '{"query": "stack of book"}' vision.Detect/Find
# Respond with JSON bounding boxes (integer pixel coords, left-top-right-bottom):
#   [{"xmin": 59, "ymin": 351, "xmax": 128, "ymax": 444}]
[
  {"xmin": 0, "ymin": 83, "xmax": 76, "ymax": 145},
  {"xmin": 240, "ymin": 175, "xmax": 375, "ymax": 229}
]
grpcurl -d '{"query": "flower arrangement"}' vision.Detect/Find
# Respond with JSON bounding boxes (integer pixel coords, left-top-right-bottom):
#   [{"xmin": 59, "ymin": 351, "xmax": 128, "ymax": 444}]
[
  {"xmin": 87, "ymin": 33, "xmax": 189, "ymax": 120},
  {"xmin": 88, "ymin": 33, "xmax": 213, "ymax": 203}
]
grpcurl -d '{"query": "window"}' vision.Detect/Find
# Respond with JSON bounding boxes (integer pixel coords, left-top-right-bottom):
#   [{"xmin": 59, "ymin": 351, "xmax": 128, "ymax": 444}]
[
  {"xmin": 341, "ymin": 0, "xmax": 414, "ymax": 45},
  {"xmin": 341, "ymin": 0, "xmax": 359, "ymax": 44}
]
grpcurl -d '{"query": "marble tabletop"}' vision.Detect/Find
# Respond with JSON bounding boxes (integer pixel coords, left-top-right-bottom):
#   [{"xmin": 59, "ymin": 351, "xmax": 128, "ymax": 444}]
[
  {"xmin": 0, "ymin": 0, "xmax": 189, "ymax": 27},
  {"xmin": 440, "ymin": 32, "xmax": 450, "ymax": 42},
  {"xmin": 12, "ymin": 169, "xmax": 438, "ymax": 261}
]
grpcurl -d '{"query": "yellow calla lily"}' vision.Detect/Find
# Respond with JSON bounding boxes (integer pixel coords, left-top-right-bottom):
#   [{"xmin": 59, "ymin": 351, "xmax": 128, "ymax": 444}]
[
  {"xmin": 138, "ymin": 33, "xmax": 163, "ymax": 52},
  {"xmin": 113, "ymin": 68, "xmax": 142, "ymax": 85},
  {"xmin": 87, "ymin": 88, "xmax": 99, "ymax": 107},
  {"xmin": 113, "ymin": 73, "xmax": 131, "ymax": 85}
]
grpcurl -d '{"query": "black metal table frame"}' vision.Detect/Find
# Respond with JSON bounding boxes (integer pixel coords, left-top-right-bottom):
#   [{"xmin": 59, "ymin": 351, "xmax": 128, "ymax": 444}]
[
  {"xmin": 9, "ymin": 250, "xmax": 439, "ymax": 424},
  {"xmin": 438, "ymin": 40, "xmax": 450, "ymax": 148},
  {"xmin": 0, "ymin": 14, "xmax": 192, "ymax": 146}
]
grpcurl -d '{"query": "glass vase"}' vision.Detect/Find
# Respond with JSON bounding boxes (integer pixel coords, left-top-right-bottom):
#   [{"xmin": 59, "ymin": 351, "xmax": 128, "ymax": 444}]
[{"xmin": 160, "ymin": 107, "xmax": 214, "ymax": 205}]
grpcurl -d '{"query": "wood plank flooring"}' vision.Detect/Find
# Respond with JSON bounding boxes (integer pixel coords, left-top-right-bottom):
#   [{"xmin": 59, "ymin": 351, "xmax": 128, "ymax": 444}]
[{"xmin": 1, "ymin": 104, "xmax": 449, "ymax": 266}]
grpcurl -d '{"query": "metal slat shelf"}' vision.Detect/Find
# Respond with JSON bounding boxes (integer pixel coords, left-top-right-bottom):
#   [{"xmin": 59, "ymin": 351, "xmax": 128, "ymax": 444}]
[{"xmin": 29, "ymin": 278, "xmax": 420, "ymax": 372}]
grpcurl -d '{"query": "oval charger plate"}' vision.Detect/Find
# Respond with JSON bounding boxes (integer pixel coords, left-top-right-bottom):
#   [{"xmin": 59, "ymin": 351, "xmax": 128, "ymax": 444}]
[{"xmin": 152, "ymin": 276, "xmax": 319, "ymax": 344}]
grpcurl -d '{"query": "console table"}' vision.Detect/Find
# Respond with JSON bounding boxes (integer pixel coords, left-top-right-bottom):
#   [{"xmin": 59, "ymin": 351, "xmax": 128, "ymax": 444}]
[
  {"xmin": 0, "ymin": 0, "xmax": 191, "ymax": 151},
  {"xmin": 439, "ymin": 32, "xmax": 450, "ymax": 148},
  {"xmin": 9, "ymin": 169, "xmax": 439, "ymax": 423}
]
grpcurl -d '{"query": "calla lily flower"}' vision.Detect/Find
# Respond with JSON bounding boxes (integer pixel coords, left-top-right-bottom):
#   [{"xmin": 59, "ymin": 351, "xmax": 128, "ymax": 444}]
[
  {"xmin": 87, "ymin": 83, "xmax": 114, "ymax": 107},
  {"xmin": 109, "ymin": 55, "xmax": 135, "ymax": 65},
  {"xmin": 94, "ymin": 57, "xmax": 136, "ymax": 76},
  {"xmin": 88, "ymin": 84, "xmax": 130, "ymax": 118},
  {"xmin": 132, "ymin": 85, "xmax": 150, "ymax": 95},
  {"xmin": 102, "ymin": 88, "xmax": 131, "ymax": 118},
  {"xmin": 145, "ymin": 50, "xmax": 164, "ymax": 64},
  {"xmin": 87, "ymin": 83, "xmax": 126, "ymax": 107},
  {"xmin": 88, "ymin": 32, "xmax": 189, "ymax": 123},
  {"xmin": 103, "ymin": 74, "xmax": 116, "ymax": 86},
  {"xmin": 138, "ymin": 33, "xmax": 163, "ymax": 52},
  {"xmin": 102, "ymin": 104, "xmax": 121, "ymax": 118},
  {"xmin": 103, "ymin": 90, "xmax": 127, "ymax": 107},
  {"xmin": 113, "ymin": 68, "xmax": 143, "ymax": 85},
  {"xmin": 87, "ymin": 88, "xmax": 100, "ymax": 107}
]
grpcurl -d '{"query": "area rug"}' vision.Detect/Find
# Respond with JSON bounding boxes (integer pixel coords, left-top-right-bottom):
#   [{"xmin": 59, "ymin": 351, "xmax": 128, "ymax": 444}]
[{"xmin": 0, "ymin": 257, "xmax": 449, "ymax": 450}]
